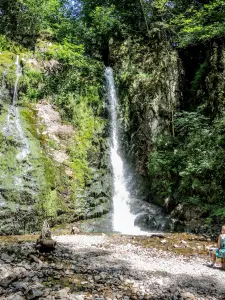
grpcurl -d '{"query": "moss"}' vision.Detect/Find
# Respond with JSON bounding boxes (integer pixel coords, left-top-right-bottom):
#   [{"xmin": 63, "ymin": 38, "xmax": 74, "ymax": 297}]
[
  {"xmin": 43, "ymin": 189, "xmax": 58, "ymax": 217},
  {"xmin": 0, "ymin": 51, "xmax": 17, "ymax": 89},
  {"xmin": 111, "ymin": 37, "xmax": 179, "ymax": 173},
  {"xmin": 0, "ymin": 104, "xmax": 62, "ymax": 231},
  {"xmin": 20, "ymin": 107, "xmax": 75, "ymax": 223},
  {"xmin": 68, "ymin": 100, "xmax": 105, "ymax": 203},
  {"xmin": 0, "ymin": 234, "xmax": 38, "ymax": 243},
  {"xmin": 42, "ymin": 274, "xmax": 86, "ymax": 292},
  {"xmin": 19, "ymin": 106, "xmax": 47, "ymax": 146},
  {"xmin": 0, "ymin": 35, "xmax": 109, "ymax": 232}
]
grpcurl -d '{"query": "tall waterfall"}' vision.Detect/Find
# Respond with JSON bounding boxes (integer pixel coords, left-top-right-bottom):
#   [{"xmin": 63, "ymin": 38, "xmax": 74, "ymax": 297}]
[{"xmin": 105, "ymin": 67, "xmax": 143, "ymax": 234}]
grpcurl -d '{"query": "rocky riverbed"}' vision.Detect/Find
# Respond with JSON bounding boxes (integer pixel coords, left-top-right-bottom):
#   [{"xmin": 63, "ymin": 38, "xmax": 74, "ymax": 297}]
[{"xmin": 0, "ymin": 233, "xmax": 225, "ymax": 300}]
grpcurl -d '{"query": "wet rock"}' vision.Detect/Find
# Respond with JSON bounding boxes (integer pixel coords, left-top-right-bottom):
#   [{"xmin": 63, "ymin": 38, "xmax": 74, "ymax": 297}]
[
  {"xmin": 26, "ymin": 288, "xmax": 43, "ymax": 299},
  {"xmin": 57, "ymin": 288, "xmax": 70, "ymax": 298},
  {"xmin": 8, "ymin": 293, "xmax": 25, "ymax": 300},
  {"xmin": 11, "ymin": 281, "xmax": 29, "ymax": 291},
  {"xmin": 180, "ymin": 291, "xmax": 196, "ymax": 300},
  {"xmin": 134, "ymin": 213, "xmax": 158, "ymax": 230},
  {"xmin": 86, "ymin": 203, "xmax": 110, "ymax": 219},
  {"xmin": 94, "ymin": 275, "xmax": 101, "ymax": 281},
  {"xmin": 0, "ymin": 275, "xmax": 17, "ymax": 288},
  {"xmin": 1, "ymin": 253, "xmax": 13, "ymax": 263}
]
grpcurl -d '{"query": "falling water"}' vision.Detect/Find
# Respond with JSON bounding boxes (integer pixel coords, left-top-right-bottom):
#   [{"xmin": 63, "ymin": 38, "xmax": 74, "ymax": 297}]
[
  {"xmin": 105, "ymin": 67, "xmax": 143, "ymax": 234},
  {"xmin": 3, "ymin": 55, "xmax": 30, "ymax": 162},
  {"xmin": 12, "ymin": 55, "xmax": 22, "ymax": 105}
]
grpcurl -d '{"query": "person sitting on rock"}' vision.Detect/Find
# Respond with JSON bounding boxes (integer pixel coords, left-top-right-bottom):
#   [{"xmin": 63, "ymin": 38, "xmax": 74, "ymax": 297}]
[
  {"xmin": 40, "ymin": 220, "xmax": 51, "ymax": 239},
  {"xmin": 36, "ymin": 220, "xmax": 56, "ymax": 251},
  {"xmin": 209, "ymin": 225, "xmax": 225, "ymax": 268}
]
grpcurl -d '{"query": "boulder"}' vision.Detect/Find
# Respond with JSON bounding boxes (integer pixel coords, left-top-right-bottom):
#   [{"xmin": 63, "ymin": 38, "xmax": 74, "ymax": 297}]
[
  {"xmin": 134, "ymin": 213, "xmax": 158, "ymax": 231},
  {"xmin": 70, "ymin": 226, "xmax": 80, "ymax": 234}
]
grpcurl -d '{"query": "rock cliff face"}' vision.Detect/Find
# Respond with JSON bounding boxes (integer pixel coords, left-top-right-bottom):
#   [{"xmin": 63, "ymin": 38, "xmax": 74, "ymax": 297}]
[
  {"xmin": 168, "ymin": 41, "xmax": 225, "ymax": 234},
  {"xmin": 1, "ymin": 35, "xmax": 224, "ymax": 235},
  {"xmin": 204, "ymin": 41, "xmax": 225, "ymax": 116},
  {"xmin": 0, "ymin": 48, "xmax": 112, "ymax": 235},
  {"xmin": 109, "ymin": 37, "xmax": 225, "ymax": 234},
  {"xmin": 110, "ymin": 38, "xmax": 181, "ymax": 174},
  {"xmin": 108, "ymin": 38, "xmax": 182, "ymax": 230}
]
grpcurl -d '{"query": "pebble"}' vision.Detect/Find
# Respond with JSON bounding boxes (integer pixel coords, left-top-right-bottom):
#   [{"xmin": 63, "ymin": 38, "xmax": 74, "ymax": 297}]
[
  {"xmin": 26, "ymin": 288, "xmax": 43, "ymax": 299},
  {"xmin": 1, "ymin": 253, "xmax": 13, "ymax": 263},
  {"xmin": 94, "ymin": 276, "xmax": 101, "ymax": 281},
  {"xmin": 11, "ymin": 281, "xmax": 29, "ymax": 291},
  {"xmin": 57, "ymin": 288, "xmax": 69, "ymax": 298},
  {"xmin": 8, "ymin": 294, "xmax": 25, "ymax": 300}
]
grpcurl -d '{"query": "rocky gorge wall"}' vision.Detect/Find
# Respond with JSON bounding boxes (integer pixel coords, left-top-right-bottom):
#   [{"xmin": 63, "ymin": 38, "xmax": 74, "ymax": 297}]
[
  {"xmin": 1, "ymin": 33, "xmax": 224, "ymax": 236},
  {"xmin": 108, "ymin": 36, "xmax": 225, "ymax": 235},
  {"xmin": 0, "ymin": 44, "xmax": 112, "ymax": 235},
  {"xmin": 169, "ymin": 40, "xmax": 225, "ymax": 234},
  {"xmin": 110, "ymin": 37, "xmax": 181, "ymax": 175}
]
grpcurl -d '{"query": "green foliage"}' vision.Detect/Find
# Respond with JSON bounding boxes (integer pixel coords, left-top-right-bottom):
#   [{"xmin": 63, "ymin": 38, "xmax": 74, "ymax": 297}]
[
  {"xmin": 171, "ymin": 0, "xmax": 225, "ymax": 47},
  {"xmin": 110, "ymin": 36, "xmax": 178, "ymax": 172},
  {"xmin": 76, "ymin": 5, "xmax": 123, "ymax": 57},
  {"xmin": 0, "ymin": 0, "xmax": 66, "ymax": 46},
  {"xmin": 20, "ymin": 68, "xmax": 43, "ymax": 103},
  {"xmin": 149, "ymin": 108, "xmax": 225, "ymax": 218},
  {"xmin": 0, "ymin": 35, "xmax": 24, "ymax": 52},
  {"xmin": 81, "ymin": 0, "xmax": 144, "ymax": 33},
  {"xmin": 78, "ymin": 0, "xmax": 225, "ymax": 52},
  {"xmin": 67, "ymin": 94, "xmax": 104, "ymax": 199},
  {"xmin": 43, "ymin": 190, "xmax": 58, "ymax": 217},
  {"xmin": 33, "ymin": 38, "xmax": 105, "ymax": 209},
  {"xmin": 0, "ymin": 51, "xmax": 19, "ymax": 91},
  {"xmin": 37, "ymin": 41, "xmax": 85, "ymax": 65},
  {"xmin": 89, "ymin": 6, "xmax": 119, "ymax": 36},
  {"xmin": 0, "ymin": 0, "xmax": 110, "ymax": 230}
]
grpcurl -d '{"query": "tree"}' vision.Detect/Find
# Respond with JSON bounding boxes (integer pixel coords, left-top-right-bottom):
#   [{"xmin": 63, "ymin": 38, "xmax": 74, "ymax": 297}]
[
  {"xmin": 171, "ymin": 0, "xmax": 225, "ymax": 47},
  {"xmin": 0, "ymin": 0, "xmax": 64, "ymax": 46},
  {"xmin": 81, "ymin": 0, "xmax": 146, "ymax": 33}
]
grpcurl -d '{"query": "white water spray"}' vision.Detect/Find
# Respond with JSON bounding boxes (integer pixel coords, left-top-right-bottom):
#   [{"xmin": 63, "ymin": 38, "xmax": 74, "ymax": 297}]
[{"xmin": 105, "ymin": 67, "xmax": 143, "ymax": 235}]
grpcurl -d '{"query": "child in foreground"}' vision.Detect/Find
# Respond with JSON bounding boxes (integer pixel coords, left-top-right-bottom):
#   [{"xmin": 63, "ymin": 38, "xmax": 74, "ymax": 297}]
[{"xmin": 209, "ymin": 225, "xmax": 225, "ymax": 268}]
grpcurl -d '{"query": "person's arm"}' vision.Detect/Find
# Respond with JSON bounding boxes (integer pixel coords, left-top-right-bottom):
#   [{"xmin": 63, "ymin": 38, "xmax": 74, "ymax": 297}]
[{"xmin": 218, "ymin": 235, "xmax": 221, "ymax": 249}]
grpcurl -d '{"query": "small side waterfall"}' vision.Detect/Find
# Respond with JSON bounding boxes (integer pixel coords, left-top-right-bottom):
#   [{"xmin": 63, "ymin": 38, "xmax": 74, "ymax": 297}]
[
  {"xmin": 105, "ymin": 67, "xmax": 143, "ymax": 234},
  {"xmin": 4, "ymin": 55, "xmax": 30, "ymax": 161},
  {"xmin": 12, "ymin": 55, "xmax": 22, "ymax": 105}
]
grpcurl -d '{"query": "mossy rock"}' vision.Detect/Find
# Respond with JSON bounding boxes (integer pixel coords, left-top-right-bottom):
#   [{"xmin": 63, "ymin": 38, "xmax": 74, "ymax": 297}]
[{"xmin": 86, "ymin": 202, "xmax": 110, "ymax": 218}]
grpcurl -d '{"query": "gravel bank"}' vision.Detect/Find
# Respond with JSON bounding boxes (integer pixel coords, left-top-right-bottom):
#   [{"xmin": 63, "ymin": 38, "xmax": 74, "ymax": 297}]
[
  {"xmin": 0, "ymin": 234, "xmax": 224, "ymax": 300},
  {"xmin": 54, "ymin": 234, "xmax": 225, "ymax": 299}
]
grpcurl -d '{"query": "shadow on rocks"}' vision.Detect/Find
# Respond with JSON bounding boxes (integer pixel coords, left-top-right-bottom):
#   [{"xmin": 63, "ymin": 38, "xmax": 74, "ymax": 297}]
[{"xmin": 0, "ymin": 240, "xmax": 224, "ymax": 300}]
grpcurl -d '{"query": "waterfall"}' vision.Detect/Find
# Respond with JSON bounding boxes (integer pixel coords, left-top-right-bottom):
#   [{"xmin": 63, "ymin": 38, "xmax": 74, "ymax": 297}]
[
  {"xmin": 12, "ymin": 55, "xmax": 22, "ymax": 105},
  {"xmin": 105, "ymin": 67, "xmax": 143, "ymax": 234},
  {"xmin": 3, "ymin": 55, "xmax": 30, "ymax": 161}
]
